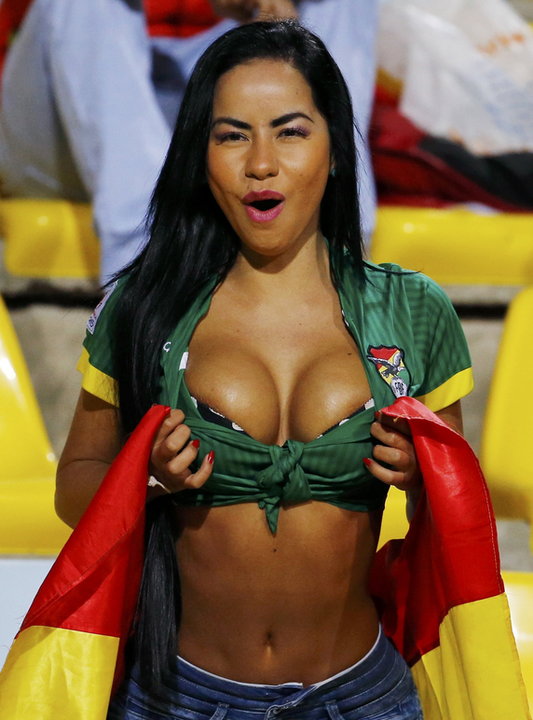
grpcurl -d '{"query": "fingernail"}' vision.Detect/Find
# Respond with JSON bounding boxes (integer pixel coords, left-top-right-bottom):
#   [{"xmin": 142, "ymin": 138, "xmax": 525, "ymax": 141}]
[
  {"xmin": 207, "ymin": 450, "xmax": 215, "ymax": 464},
  {"xmin": 363, "ymin": 457, "xmax": 372, "ymax": 467},
  {"xmin": 191, "ymin": 439, "xmax": 200, "ymax": 449}
]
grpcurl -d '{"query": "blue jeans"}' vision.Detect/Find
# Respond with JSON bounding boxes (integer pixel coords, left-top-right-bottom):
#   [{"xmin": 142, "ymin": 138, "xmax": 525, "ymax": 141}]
[{"xmin": 107, "ymin": 628, "xmax": 423, "ymax": 719}]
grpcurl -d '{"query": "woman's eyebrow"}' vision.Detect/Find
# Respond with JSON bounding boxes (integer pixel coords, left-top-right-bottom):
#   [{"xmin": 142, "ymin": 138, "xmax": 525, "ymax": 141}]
[
  {"xmin": 211, "ymin": 117, "xmax": 250, "ymax": 130},
  {"xmin": 211, "ymin": 112, "xmax": 313, "ymax": 130},
  {"xmin": 271, "ymin": 112, "xmax": 313, "ymax": 128}
]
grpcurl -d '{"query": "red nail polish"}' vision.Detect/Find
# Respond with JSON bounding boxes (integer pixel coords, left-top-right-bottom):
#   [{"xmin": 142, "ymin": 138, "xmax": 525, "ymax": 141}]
[
  {"xmin": 207, "ymin": 450, "xmax": 215, "ymax": 464},
  {"xmin": 363, "ymin": 457, "xmax": 372, "ymax": 467},
  {"xmin": 191, "ymin": 439, "xmax": 200, "ymax": 449}
]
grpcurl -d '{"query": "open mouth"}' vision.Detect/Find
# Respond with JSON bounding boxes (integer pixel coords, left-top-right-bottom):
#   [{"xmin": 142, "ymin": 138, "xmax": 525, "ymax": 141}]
[
  {"xmin": 249, "ymin": 198, "xmax": 283, "ymax": 212},
  {"xmin": 242, "ymin": 191, "xmax": 286, "ymax": 223}
]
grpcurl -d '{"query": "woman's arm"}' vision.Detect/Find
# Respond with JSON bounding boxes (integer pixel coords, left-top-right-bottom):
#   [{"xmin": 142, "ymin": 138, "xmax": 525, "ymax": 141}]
[
  {"xmin": 56, "ymin": 390, "xmax": 215, "ymax": 529},
  {"xmin": 55, "ymin": 390, "xmax": 124, "ymax": 528}
]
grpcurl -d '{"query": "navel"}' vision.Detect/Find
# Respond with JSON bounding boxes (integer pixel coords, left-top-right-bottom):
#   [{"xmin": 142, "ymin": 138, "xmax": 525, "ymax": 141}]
[{"xmin": 264, "ymin": 630, "xmax": 275, "ymax": 648}]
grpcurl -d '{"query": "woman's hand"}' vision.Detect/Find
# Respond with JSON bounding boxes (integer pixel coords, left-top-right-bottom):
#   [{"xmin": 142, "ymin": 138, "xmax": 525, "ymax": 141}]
[
  {"xmin": 209, "ymin": 0, "xmax": 298, "ymax": 22},
  {"xmin": 363, "ymin": 401, "xmax": 463, "ymax": 519},
  {"xmin": 149, "ymin": 409, "xmax": 214, "ymax": 498},
  {"xmin": 363, "ymin": 411, "xmax": 421, "ymax": 492}
]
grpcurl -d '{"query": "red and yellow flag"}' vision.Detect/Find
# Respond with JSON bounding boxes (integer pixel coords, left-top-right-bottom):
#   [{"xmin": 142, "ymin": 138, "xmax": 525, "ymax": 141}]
[
  {"xmin": 371, "ymin": 397, "xmax": 530, "ymax": 719},
  {"xmin": 0, "ymin": 404, "xmax": 169, "ymax": 719},
  {"xmin": 0, "ymin": 399, "xmax": 529, "ymax": 718}
]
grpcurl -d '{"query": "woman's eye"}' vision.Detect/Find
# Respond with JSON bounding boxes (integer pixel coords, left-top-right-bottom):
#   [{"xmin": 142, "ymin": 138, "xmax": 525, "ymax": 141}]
[
  {"xmin": 279, "ymin": 126, "xmax": 309, "ymax": 139},
  {"xmin": 215, "ymin": 131, "xmax": 247, "ymax": 143}
]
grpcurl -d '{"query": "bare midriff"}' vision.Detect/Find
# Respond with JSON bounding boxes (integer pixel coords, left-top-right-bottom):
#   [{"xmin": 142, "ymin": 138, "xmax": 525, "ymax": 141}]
[
  {"xmin": 174, "ymin": 501, "xmax": 381, "ymax": 685},
  {"xmin": 174, "ymin": 249, "xmax": 383, "ymax": 684}
]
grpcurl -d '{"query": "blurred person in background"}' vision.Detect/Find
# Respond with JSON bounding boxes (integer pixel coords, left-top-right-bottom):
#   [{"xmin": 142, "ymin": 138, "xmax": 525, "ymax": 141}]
[{"xmin": 0, "ymin": 0, "xmax": 378, "ymax": 284}]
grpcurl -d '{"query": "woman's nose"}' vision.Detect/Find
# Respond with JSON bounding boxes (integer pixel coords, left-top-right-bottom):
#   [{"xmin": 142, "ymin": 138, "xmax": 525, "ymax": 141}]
[{"xmin": 245, "ymin": 139, "xmax": 279, "ymax": 180}]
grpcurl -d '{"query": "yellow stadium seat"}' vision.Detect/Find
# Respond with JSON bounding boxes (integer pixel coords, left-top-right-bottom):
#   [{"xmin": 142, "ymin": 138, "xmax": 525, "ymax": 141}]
[
  {"xmin": 2, "ymin": 201, "xmax": 532, "ymax": 285},
  {"xmin": 480, "ymin": 287, "xmax": 533, "ymax": 549},
  {"xmin": 0, "ymin": 296, "xmax": 70, "ymax": 554},
  {"xmin": 1, "ymin": 198, "xmax": 99, "ymax": 279},
  {"xmin": 502, "ymin": 571, "xmax": 533, "ymax": 713},
  {"xmin": 378, "ymin": 485, "xmax": 409, "ymax": 549},
  {"xmin": 371, "ymin": 206, "xmax": 533, "ymax": 285}
]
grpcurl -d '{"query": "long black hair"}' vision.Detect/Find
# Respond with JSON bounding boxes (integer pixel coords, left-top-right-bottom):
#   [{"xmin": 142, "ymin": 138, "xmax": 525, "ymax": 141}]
[{"xmin": 113, "ymin": 19, "xmax": 364, "ymax": 689}]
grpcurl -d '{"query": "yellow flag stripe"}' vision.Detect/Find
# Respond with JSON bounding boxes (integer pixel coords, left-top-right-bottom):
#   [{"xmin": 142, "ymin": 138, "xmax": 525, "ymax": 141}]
[
  {"xmin": 411, "ymin": 594, "xmax": 531, "ymax": 720},
  {"xmin": 0, "ymin": 626, "xmax": 119, "ymax": 720}
]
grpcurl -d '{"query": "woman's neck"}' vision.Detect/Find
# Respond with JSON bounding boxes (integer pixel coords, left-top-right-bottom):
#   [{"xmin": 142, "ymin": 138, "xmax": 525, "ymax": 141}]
[{"xmin": 227, "ymin": 232, "xmax": 332, "ymax": 303}]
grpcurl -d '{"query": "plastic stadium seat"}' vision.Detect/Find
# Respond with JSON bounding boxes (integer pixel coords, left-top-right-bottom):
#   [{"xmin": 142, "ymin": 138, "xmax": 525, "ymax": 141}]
[
  {"xmin": 1, "ymin": 198, "xmax": 99, "ymax": 279},
  {"xmin": 480, "ymin": 287, "xmax": 533, "ymax": 549},
  {"xmin": 0, "ymin": 296, "xmax": 70, "ymax": 554},
  {"xmin": 378, "ymin": 485, "xmax": 409, "ymax": 549},
  {"xmin": 371, "ymin": 206, "xmax": 533, "ymax": 285},
  {"xmin": 3, "ymin": 200, "xmax": 532, "ymax": 286},
  {"xmin": 502, "ymin": 571, "xmax": 533, "ymax": 713}
]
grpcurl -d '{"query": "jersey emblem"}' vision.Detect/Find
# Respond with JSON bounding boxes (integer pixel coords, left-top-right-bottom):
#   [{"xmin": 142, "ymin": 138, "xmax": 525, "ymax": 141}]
[{"xmin": 367, "ymin": 345, "xmax": 411, "ymax": 398}]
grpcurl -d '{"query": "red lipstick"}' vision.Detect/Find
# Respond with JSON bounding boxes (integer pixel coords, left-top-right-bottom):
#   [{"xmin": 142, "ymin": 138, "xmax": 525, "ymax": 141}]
[{"xmin": 242, "ymin": 190, "xmax": 285, "ymax": 223}]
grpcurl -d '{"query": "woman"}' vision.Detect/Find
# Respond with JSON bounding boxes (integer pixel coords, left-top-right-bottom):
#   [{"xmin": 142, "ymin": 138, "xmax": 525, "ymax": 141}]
[{"xmin": 56, "ymin": 20, "xmax": 472, "ymax": 720}]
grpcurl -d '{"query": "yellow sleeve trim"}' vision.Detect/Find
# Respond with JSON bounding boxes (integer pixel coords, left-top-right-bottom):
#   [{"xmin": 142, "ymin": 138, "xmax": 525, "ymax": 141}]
[
  {"xmin": 76, "ymin": 347, "xmax": 119, "ymax": 407},
  {"xmin": 415, "ymin": 367, "xmax": 474, "ymax": 413}
]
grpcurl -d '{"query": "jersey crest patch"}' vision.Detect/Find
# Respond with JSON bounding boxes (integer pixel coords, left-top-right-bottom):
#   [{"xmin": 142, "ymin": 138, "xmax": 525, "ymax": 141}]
[{"xmin": 367, "ymin": 345, "xmax": 411, "ymax": 398}]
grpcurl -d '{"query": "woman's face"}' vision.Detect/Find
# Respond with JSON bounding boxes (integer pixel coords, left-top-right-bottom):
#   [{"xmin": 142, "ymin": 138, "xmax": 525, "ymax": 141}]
[{"xmin": 207, "ymin": 59, "xmax": 331, "ymax": 261}]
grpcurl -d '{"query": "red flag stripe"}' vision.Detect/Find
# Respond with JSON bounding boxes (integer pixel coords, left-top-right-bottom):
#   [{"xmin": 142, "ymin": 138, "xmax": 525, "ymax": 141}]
[
  {"xmin": 19, "ymin": 405, "xmax": 169, "ymax": 636},
  {"xmin": 370, "ymin": 397, "xmax": 503, "ymax": 665}
]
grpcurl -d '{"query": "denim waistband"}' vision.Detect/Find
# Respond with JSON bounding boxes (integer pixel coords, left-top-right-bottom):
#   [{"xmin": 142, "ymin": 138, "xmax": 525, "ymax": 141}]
[
  {"xmin": 129, "ymin": 627, "xmax": 415, "ymax": 719},
  {"xmin": 177, "ymin": 626, "xmax": 383, "ymax": 696}
]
